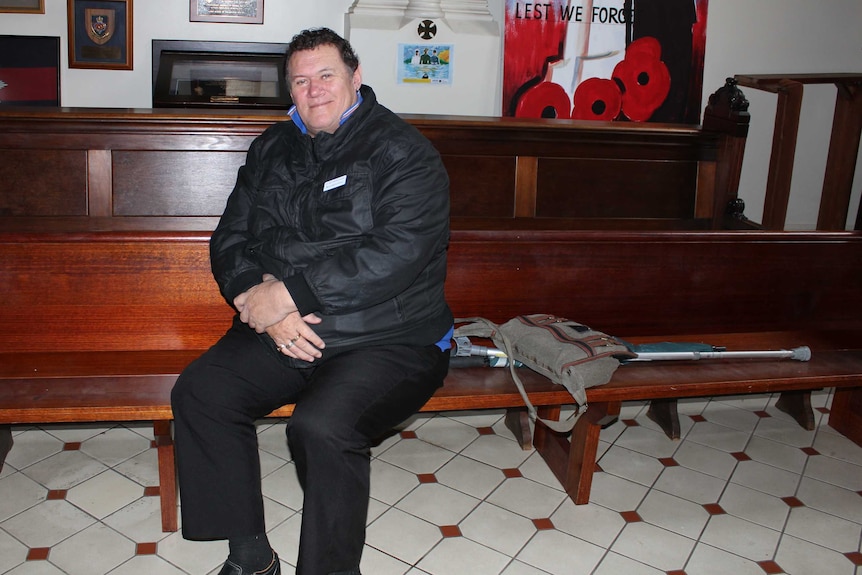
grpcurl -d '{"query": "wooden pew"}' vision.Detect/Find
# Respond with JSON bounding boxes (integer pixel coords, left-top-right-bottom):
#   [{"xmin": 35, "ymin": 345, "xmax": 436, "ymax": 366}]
[{"xmin": 2, "ymin": 226, "xmax": 861, "ymax": 533}]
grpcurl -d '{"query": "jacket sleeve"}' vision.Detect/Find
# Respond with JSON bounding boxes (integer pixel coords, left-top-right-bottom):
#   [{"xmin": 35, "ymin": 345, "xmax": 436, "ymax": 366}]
[
  {"xmin": 286, "ymin": 132, "xmax": 450, "ymax": 316},
  {"xmin": 209, "ymin": 132, "xmax": 270, "ymax": 305}
]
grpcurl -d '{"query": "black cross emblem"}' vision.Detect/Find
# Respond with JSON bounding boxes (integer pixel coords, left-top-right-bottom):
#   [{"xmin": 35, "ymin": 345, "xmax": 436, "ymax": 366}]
[{"xmin": 418, "ymin": 19, "xmax": 437, "ymax": 40}]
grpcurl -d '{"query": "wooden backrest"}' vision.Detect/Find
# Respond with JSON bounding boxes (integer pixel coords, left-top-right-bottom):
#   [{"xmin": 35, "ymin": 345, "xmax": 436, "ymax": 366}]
[
  {"xmin": 0, "ymin": 82, "xmax": 748, "ymax": 230},
  {"xmin": 2, "ymin": 229, "xmax": 859, "ymax": 354}
]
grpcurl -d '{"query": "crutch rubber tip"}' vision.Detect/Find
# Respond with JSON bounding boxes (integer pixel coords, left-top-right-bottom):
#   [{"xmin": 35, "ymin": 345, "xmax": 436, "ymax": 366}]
[{"xmin": 791, "ymin": 346, "xmax": 812, "ymax": 362}]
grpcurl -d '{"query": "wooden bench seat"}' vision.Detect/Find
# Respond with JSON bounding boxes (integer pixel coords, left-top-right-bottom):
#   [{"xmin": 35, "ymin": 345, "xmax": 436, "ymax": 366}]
[{"xmin": 2, "ymin": 228, "xmax": 861, "ymax": 534}]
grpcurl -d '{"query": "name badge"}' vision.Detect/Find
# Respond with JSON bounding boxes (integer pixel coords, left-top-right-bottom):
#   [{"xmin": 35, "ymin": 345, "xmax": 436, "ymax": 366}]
[{"xmin": 323, "ymin": 175, "xmax": 347, "ymax": 192}]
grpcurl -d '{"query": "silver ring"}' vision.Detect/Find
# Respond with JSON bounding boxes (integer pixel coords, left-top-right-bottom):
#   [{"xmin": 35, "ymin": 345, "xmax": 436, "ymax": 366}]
[{"xmin": 279, "ymin": 341, "xmax": 294, "ymax": 350}]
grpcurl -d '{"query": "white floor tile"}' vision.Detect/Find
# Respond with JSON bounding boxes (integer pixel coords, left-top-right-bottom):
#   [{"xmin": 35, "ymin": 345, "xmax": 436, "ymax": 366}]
[
  {"xmin": 417, "ymin": 536, "xmax": 510, "ymax": 575},
  {"xmin": 516, "ymin": 529, "xmax": 605, "ymax": 575},
  {"xmin": 550, "ymin": 499, "xmax": 625, "ymax": 548},
  {"xmin": 66, "ymin": 469, "xmax": 144, "ymax": 520},
  {"xmin": 784, "ymin": 506, "xmax": 862, "ymax": 552},
  {"xmin": 79, "ymin": 427, "xmax": 151, "ymax": 467},
  {"xmin": 2, "ymin": 500, "xmax": 96, "ymax": 548},
  {"xmin": 804, "ymin": 452, "xmax": 862, "ymax": 491},
  {"xmin": 611, "ymin": 521, "xmax": 695, "ymax": 571},
  {"xmin": 486, "ymin": 477, "xmax": 566, "ymax": 519},
  {"xmin": 671, "ymin": 440, "xmax": 738, "ymax": 480},
  {"xmin": 775, "ymin": 533, "xmax": 859, "ymax": 575},
  {"xmin": 730, "ymin": 459, "xmax": 801, "ymax": 498},
  {"xmin": 396, "ymin": 482, "xmax": 480, "ymax": 525},
  {"xmin": 796, "ymin": 476, "xmax": 862, "ymax": 523},
  {"xmin": 591, "ymin": 551, "xmax": 665, "ymax": 575},
  {"xmin": 684, "ymin": 542, "xmax": 768, "ymax": 575},
  {"xmin": 459, "ymin": 501, "xmax": 536, "ymax": 556},
  {"xmin": 595, "ymin": 445, "xmax": 665, "ymax": 487},
  {"xmin": 718, "ymin": 482, "xmax": 790, "ymax": 531},
  {"xmin": 699, "ymin": 514, "xmax": 780, "ymax": 561},
  {"xmin": 366, "ymin": 508, "xmax": 441, "ymax": 566},
  {"xmin": 636, "ymin": 488, "xmax": 710, "ymax": 539},
  {"xmin": 652, "ymin": 465, "xmax": 727, "ymax": 505},
  {"xmin": 1, "ymin": 396, "xmax": 861, "ymax": 575},
  {"xmin": 49, "ymin": 522, "xmax": 135, "ymax": 575}
]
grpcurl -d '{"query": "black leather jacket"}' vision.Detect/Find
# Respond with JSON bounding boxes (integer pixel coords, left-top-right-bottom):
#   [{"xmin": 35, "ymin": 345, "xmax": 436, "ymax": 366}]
[{"xmin": 210, "ymin": 85, "xmax": 453, "ymax": 360}]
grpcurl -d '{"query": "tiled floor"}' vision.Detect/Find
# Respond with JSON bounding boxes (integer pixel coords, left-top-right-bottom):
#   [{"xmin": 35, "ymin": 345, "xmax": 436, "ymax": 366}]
[{"xmin": 2, "ymin": 390, "xmax": 861, "ymax": 575}]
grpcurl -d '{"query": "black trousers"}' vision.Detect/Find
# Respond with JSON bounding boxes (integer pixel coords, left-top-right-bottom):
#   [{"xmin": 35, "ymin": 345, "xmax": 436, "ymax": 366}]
[{"xmin": 172, "ymin": 318, "xmax": 449, "ymax": 575}]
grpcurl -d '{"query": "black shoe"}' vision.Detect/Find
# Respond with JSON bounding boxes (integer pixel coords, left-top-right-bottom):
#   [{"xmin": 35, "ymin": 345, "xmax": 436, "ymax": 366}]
[{"xmin": 218, "ymin": 552, "xmax": 280, "ymax": 575}]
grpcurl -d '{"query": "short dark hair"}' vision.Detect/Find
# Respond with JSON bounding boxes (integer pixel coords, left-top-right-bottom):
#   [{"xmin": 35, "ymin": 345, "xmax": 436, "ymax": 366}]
[{"xmin": 285, "ymin": 28, "xmax": 360, "ymax": 75}]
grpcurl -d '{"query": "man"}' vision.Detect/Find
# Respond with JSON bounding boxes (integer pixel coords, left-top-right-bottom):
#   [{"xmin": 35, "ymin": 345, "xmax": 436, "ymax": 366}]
[{"xmin": 171, "ymin": 28, "xmax": 453, "ymax": 575}]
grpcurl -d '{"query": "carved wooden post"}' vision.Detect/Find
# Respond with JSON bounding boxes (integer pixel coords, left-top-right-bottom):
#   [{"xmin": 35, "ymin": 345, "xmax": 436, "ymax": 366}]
[{"xmin": 702, "ymin": 78, "xmax": 752, "ymax": 230}]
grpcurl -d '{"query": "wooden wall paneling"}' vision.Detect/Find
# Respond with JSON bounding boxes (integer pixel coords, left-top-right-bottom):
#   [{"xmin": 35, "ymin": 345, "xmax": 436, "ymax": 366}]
[
  {"xmin": 444, "ymin": 155, "xmax": 517, "ymax": 218},
  {"xmin": 0, "ymin": 149, "xmax": 88, "ymax": 216},
  {"xmin": 534, "ymin": 158, "xmax": 698, "ymax": 219},
  {"xmin": 112, "ymin": 150, "xmax": 247, "ymax": 216},
  {"xmin": 88, "ymin": 149, "xmax": 112, "ymax": 217}
]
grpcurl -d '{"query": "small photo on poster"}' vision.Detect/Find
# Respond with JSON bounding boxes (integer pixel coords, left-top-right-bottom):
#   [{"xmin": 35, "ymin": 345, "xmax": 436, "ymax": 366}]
[{"xmin": 397, "ymin": 44, "xmax": 452, "ymax": 85}]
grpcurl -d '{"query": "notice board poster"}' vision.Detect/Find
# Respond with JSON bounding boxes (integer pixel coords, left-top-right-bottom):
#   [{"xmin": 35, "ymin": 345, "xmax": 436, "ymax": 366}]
[{"xmin": 503, "ymin": 1, "xmax": 708, "ymax": 123}]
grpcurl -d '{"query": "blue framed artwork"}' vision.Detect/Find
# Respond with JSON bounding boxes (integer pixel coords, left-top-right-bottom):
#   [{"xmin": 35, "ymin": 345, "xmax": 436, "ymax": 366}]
[{"xmin": 67, "ymin": 0, "xmax": 133, "ymax": 70}]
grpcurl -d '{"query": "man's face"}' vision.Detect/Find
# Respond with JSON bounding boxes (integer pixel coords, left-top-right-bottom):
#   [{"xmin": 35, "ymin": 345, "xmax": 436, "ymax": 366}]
[{"xmin": 288, "ymin": 44, "xmax": 361, "ymax": 137}]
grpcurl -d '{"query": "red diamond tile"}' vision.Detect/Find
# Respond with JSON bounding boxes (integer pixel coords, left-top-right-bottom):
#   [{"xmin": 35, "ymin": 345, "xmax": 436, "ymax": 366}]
[
  {"xmin": 399, "ymin": 430, "xmax": 417, "ymax": 439},
  {"xmin": 816, "ymin": 406, "xmax": 830, "ymax": 414},
  {"xmin": 502, "ymin": 468, "xmax": 522, "ymax": 479},
  {"xmin": 781, "ymin": 496, "xmax": 805, "ymax": 508},
  {"xmin": 150, "ymin": 440, "xmax": 158, "ymax": 449},
  {"xmin": 63, "ymin": 442, "xmax": 82, "ymax": 451},
  {"xmin": 417, "ymin": 473, "xmax": 437, "ymax": 484},
  {"xmin": 27, "ymin": 548, "xmax": 50, "ymax": 561},
  {"xmin": 46, "ymin": 489, "xmax": 67, "ymax": 500},
  {"xmin": 477, "ymin": 426, "xmax": 495, "ymax": 435},
  {"xmin": 801, "ymin": 447, "xmax": 819, "ymax": 456},
  {"xmin": 533, "ymin": 518, "xmax": 554, "ymax": 530},
  {"xmin": 440, "ymin": 525, "xmax": 462, "ymax": 537},
  {"xmin": 594, "ymin": 462, "xmax": 603, "ymax": 473},
  {"xmin": 620, "ymin": 510, "xmax": 642, "ymax": 523},
  {"xmin": 667, "ymin": 570, "xmax": 688, "ymax": 575},
  {"xmin": 731, "ymin": 451, "xmax": 751, "ymax": 461},
  {"xmin": 754, "ymin": 410, "xmax": 771, "ymax": 418},
  {"xmin": 845, "ymin": 551, "xmax": 862, "ymax": 566},
  {"xmin": 659, "ymin": 457, "xmax": 679, "ymax": 467},
  {"xmin": 136, "ymin": 542, "xmax": 158, "ymax": 555},
  {"xmin": 702, "ymin": 503, "xmax": 725, "ymax": 515},
  {"xmin": 756, "ymin": 559, "xmax": 784, "ymax": 574},
  {"xmin": 143, "ymin": 486, "xmax": 160, "ymax": 497},
  {"xmin": 689, "ymin": 414, "xmax": 707, "ymax": 423},
  {"xmin": 622, "ymin": 419, "xmax": 639, "ymax": 427}
]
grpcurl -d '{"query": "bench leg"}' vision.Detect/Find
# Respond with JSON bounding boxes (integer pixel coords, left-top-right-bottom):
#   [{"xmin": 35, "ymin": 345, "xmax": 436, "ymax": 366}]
[
  {"xmin": 829, "ymin": 387, "xmax": 862, "ymax": 447},
  {"xmin": 0, "ymin": 424, "xmax": 12, "ymax": 473},
  {"xmin": 153, "ymin": 420, "xmax": 179, "ymax": 532},
  {"xmin": 533, "ymin": 401, "xmax": 621, "ymax": 505},
  {"xmin": 504, "ymin": 407, "xmax": 533, "ymax": 450},
  {"xmin": 647, "ymin": 398, "xmax": 681, "ymax": 439},
  {"xmin": 775, "ymin": 390, "xmax": 815, "ymax": 430}
]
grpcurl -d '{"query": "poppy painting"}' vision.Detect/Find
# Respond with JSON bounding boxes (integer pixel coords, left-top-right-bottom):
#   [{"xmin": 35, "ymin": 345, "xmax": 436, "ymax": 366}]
[{"xmin": 503, "ymin": 0, "xmax": 708, "ymax": 124}]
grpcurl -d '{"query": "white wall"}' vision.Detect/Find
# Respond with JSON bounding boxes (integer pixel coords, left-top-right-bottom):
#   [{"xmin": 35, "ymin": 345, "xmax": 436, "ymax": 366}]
[{"xmin": 2, "ymin": 0, "xmax": 861, "ymax": 229}]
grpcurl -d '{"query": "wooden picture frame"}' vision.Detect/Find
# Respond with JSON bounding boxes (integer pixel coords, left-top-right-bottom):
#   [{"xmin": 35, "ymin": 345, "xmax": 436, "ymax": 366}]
[
  {"xmin": 67, "ymin": 0, "xmax": 133, "ymax": 70},
  {"xmin": 190, "ymin": 0, "xmax": 263, "ymax": 24},
  {"xmin": 0, "ymin": 0, "xmax": 44, "ymax": 14}
]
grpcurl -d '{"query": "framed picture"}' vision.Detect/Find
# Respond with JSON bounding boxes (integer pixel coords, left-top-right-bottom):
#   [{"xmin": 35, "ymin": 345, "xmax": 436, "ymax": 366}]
[
  {"xmin": 190, "ymin": 0, "xmax": 263, "ymax": 24},
  {"xmin": 0, "ymin": 0, "xmax": 44, "ymax": 13},
  {"xmin": 67, "ymin": 0, "xmax": 133, "ymax": 70},
  {"xmin": 0, "ymin": 35, "xmax": 60, "ymax": 106}
]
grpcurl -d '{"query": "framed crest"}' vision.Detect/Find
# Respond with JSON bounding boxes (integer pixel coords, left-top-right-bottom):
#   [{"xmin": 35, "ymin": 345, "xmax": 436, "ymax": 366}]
[{"xmin": 67, "ymin": 0, "xmax": 133, "ymax": 70}]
